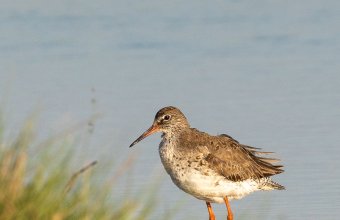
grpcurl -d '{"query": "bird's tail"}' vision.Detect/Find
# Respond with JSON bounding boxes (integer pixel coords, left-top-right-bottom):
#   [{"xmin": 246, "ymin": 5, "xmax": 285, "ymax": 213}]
[{"xmin": 260, "ymin": 179, "xmax": 285, "ymax": 190}]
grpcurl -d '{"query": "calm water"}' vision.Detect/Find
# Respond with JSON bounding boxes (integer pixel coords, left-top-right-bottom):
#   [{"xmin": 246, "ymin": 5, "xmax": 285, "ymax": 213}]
[{"xmin": 1, "ymin": 1, "xmax": 340, "ymax": 219}]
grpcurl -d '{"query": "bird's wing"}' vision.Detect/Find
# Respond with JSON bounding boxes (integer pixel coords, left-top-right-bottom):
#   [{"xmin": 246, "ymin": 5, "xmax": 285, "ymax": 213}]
[
  {"xmin": 204, "ymin": 134, "xmax": 284, "ymax": 181},
  {"xmin": 219, "ymin": 134, "xmax": 281, "ymax": 162},
  {"xmin": 178, "ymin": 129, "xmax": 283, "ymax": 181}
]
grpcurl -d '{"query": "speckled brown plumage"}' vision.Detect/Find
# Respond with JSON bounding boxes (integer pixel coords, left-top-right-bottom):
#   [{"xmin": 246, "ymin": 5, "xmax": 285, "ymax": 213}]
[{"xmin": 175, "ymin": 128, "xmax": 284, "ymax": 183}]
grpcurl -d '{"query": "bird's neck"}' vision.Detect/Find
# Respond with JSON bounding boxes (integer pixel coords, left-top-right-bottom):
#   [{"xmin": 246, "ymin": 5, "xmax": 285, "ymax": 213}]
[
  {"xmin": 161, "ymin": 131, "xmax": 176, "ymax": 142},
  {"xmin": 162, "ymin": 127, "xmax": 187, "ymax": 141}
]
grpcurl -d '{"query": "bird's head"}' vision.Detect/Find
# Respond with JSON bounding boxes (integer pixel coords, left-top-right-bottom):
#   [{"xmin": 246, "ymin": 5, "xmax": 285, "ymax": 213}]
[{"xmin": 129, "ymin": 106, "xmax": 189, "ymax": 147}]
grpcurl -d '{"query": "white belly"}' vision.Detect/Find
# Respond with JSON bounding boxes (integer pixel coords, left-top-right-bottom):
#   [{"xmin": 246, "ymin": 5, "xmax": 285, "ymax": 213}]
[{"xmin": 172, "ymin": 169, "xmax": 262, "ymax": 203}]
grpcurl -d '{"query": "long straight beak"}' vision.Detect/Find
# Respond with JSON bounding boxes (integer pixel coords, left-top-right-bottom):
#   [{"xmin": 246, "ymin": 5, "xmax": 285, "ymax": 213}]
[{"xmin": 129, "ymin": 124, "xmax": 159, "ymax": 147}]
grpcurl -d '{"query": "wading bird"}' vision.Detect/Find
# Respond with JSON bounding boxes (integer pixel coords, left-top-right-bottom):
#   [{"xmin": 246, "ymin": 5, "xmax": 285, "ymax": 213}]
[{"xmin": 130, "ymin": 106, "xmax": 284, "ymax": 220}]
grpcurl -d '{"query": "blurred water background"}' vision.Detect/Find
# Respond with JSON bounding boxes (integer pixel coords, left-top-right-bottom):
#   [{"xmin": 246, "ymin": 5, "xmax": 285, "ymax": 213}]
[{"xmin": 1, "ymin": 1, "xmax": 340, "ymax": 219}]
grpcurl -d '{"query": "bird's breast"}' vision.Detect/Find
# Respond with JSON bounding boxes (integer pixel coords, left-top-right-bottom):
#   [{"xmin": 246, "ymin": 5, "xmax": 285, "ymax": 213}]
[{"xmin": 159, "ymin": 137, "xmax": 178, "ymax": 175}]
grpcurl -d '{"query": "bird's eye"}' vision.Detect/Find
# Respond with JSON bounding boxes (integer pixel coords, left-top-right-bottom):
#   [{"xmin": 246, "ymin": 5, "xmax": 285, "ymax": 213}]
[{"xmin": 163, "ymin": 115, "xmax": 171, "ymax": 121}]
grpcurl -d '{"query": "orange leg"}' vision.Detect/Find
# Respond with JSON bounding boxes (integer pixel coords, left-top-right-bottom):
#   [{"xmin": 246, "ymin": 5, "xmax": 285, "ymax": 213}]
[
  {"xmin": 206, "ymin": 201, "xmax": 216, "ymax": 220},
  {"xmin": 223, "ymin": 196, "xmax": 233, "ymax": 220}
]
